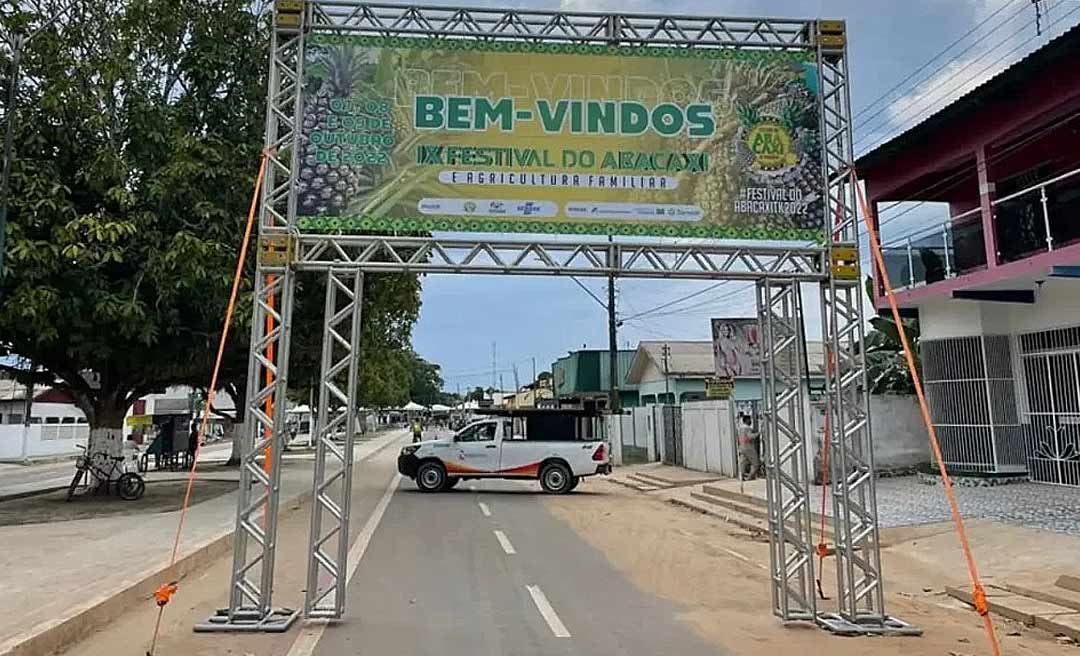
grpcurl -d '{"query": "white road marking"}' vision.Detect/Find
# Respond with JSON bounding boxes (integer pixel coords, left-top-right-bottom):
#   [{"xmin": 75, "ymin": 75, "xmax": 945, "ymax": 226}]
[
  {"xmin": 717, "ymin": 546, "xmax": 767, "ymax": 570},
  {"xmin": 286, "ymin": 472, "xmax": 402, "ymax": 656},
  {"xmin": 526, "ymin": 585, "xmax": 571, "ymax": 638},
  {"xmin": 493, "ymin": 529, "xmax": 516, "ymax": 554},
  {"xmin": 478, "ymin": 502, "xmax": 491, "ymax": 517}
]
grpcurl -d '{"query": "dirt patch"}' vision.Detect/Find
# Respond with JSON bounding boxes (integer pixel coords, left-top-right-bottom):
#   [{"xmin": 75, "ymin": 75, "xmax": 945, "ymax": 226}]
[
  {"xmin": 546, "ymin": 479, "xmax": 1077, "ymax": 656},
  {"xmin": 0, "ymin": 480, "xmax": 235, "ymax": 526}
]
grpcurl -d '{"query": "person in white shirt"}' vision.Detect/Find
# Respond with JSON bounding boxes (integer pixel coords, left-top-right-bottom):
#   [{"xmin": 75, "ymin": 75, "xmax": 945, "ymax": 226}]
[{"xmin": 736, "ymin": 414, "xmax": 760, "ymax": 481}]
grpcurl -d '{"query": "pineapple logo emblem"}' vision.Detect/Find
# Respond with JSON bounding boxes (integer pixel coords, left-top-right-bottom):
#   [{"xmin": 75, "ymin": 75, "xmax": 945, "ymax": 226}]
[
  {"xmin": 736, "ymin": 102, "xmax": 804, "ymax": 174},
  {"xmin": 746, "ymin": 122, "xmax": 797, "ymax": 171}
]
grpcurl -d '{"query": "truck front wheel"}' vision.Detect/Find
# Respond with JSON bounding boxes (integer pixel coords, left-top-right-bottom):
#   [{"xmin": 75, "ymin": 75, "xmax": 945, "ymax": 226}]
[
  {"xmin": 416, "ymin": 462, "xmax": 447, "ymax": 493},
  {"xmin": 540, "ymin": 462, "xmax": 573, "ymax": 494}
]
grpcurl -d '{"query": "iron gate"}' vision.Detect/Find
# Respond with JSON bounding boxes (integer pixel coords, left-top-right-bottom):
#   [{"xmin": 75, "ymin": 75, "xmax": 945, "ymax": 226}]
[
  {"xmin": 1020, "ymin": 332, "xmax": 1080, "ymax": 487},
  {"xmin": 659, "ymin": 405, "xmax": 683, "ymax": 467}
]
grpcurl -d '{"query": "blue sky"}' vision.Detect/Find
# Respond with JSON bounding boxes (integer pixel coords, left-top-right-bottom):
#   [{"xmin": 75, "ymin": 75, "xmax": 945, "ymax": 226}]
[{"xmin": 409, "ymin": 0, "xmax": 1078, "ymax": 391}]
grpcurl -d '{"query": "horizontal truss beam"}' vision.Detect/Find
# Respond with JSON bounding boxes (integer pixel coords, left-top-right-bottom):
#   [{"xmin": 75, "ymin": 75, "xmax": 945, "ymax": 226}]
[
  {"xmin": 294, "ymin": 235, "xmax": 827, "ymax": 281},
  {"xmin": 309, "ymin": 2, "xmax": 816, "ymax": 48}
]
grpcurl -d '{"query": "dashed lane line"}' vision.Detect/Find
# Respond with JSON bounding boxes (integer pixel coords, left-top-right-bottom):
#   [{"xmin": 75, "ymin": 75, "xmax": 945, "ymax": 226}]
[
  {"xmin": 526, "ymin": 585, "xmax": 571, "ymax": 638},
  {"xmin": 493, "ymin": 529, "xmax": 516, "ymax": 555}
]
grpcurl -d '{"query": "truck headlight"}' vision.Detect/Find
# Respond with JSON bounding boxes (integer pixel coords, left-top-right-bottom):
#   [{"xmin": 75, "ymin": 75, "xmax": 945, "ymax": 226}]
[{"xmin": 401, "ymin": 445, "xmax": 419, "ymax": 456}]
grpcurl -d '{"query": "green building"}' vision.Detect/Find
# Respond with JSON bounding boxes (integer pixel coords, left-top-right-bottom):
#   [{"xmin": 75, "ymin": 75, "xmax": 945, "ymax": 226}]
[{"xmin": 551, "ymin": 349, "xmax": 639, "ymax": 409}]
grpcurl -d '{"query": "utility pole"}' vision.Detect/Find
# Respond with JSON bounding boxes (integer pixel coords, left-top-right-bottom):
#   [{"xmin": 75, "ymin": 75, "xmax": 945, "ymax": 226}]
[
  {"xmin": 607, "ymin": 261, "xmax": 620, "ymax": 413},
  {"xmin": 512, "ymin": 364, "xmax": 520, "ymax": 392},
  {"xmin": 491, "ymin": 342, "xmax": 497, "ymax": 391},
  {"xmin": 662, "ymin": 343, "xmax": 672, "ymax": 405},
  {"xmin": 531, "ymin": 357, "xmax": 537, "ymax": 385}
]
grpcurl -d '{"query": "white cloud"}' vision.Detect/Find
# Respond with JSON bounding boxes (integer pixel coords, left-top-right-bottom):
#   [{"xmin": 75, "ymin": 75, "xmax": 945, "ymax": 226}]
[{"xmin": 876, "ymin": 0, "xmax": 1077, "ymax": 149}]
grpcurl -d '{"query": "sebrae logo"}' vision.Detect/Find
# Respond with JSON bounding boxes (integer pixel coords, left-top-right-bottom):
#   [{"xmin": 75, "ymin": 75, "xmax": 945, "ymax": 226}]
[{"xmin": 463, "ymin": 201, "xmax": 478, "ymax": 213}]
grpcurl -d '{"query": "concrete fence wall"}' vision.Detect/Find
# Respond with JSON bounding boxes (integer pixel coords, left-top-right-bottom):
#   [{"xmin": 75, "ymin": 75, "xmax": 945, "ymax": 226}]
[
  {"xmin": 0, "ymin": 424, "xmax": 89, "ymax": 461},
  {"xmin": 680, "ymin": 401, "xmax": 738, "ymax": 477},
  {"xmin": 608, "ymin": 394, "xmax": 929, "ymax": 476},
  {"xmin": 866, "ymin": 394, "xmax": 931, "ymax": 471}
]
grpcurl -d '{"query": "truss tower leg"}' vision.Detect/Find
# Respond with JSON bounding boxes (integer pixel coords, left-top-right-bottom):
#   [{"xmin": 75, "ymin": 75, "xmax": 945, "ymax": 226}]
[
  {"xmin": 758, "ymin": 278, "xmax": 816, "ymax": 623},
  {"xmin": 195, "ymin": 0, "xmax": 305, "ymax": 634},
  {"xmin": 305, "ymin": 270, "xmax": 364, "ymax": 619}
]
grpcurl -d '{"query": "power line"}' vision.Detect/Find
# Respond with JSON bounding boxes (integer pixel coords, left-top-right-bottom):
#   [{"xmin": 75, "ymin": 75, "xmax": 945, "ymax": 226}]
[
  {"xmin": 857, "ymin": 4, "xmax": 1080, "ymax": 154},
  {"xmin": 623, "ymin": 283, "xmax": 755, "ymax": 322},
  {"xmin": 568, "ymin": 276, "xmax": 608, "ymax": 310},
  {"xmin": 620, "ymin": 281, "xmax": 729, "ymax": 322},
  {"xmin": 852, "ymin": 0, "xmax": 1025, "ymax": 128},
  {"xmin": 852, "ymin": 0, "xmax": 1030, "ymax": 141}
]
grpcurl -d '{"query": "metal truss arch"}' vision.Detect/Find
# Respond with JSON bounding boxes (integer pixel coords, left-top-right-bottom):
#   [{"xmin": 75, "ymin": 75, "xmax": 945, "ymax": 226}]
[{"xmin": 205, "ymin": 0, "xmax": 916, "ymax": 637}]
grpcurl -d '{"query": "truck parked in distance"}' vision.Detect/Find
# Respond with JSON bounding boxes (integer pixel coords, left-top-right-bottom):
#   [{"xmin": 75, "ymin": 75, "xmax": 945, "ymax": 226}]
[{"xmin": 397, "ymin": 406, "xmax": 611, "ymax": 494}]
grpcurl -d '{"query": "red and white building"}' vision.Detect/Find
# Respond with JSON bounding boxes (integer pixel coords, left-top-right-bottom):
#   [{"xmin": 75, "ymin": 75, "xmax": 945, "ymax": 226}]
[{"xmin": 858, "ymin": 24, "xmax": 1080, "ymax": 486}]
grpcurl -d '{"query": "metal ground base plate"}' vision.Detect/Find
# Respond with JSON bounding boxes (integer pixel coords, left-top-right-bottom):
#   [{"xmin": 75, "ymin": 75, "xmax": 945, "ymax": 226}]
[
  {"xmin": 193, "ymin": 608, "xmax": 300, "ymax": 633},
  {"xmin": 817, "ymin": 613, "xmax": 923, "ymax": 637}
]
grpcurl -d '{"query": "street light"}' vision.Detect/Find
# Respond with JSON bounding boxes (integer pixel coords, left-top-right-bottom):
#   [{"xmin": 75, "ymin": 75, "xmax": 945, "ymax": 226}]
[{"xmin": 0, "ymin": 3, "xmax": 76, "ymax": 284}]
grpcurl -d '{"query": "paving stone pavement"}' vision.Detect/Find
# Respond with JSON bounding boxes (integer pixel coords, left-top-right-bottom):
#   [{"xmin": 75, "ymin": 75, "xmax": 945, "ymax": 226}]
[{"xmin": 862, "ymin": 477, "xmax": 1080, "ymax": 535}]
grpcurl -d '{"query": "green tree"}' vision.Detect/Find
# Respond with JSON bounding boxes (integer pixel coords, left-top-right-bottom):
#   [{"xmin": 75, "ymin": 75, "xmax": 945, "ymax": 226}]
[
  {"xmin": 0, "ymin": 1, "xmax": 420, "ymax": 456},
  {"xmin": 863, "ymin": 277, "xmax": 920, "ymax": 394},
  {"xmin": 407, "ymin": 352, "xmax": 443, "ymax": 407}
]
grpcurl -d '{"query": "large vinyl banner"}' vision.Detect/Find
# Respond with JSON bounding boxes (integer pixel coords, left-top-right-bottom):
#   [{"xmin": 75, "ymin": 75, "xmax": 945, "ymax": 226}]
[{"xmin": 297, "ymin": 34, "xmax": 824, "ymax": 241}]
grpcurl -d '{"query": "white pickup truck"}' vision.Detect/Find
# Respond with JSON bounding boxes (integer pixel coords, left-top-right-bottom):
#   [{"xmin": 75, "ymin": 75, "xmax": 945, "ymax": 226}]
[{"xmin": 397, "ymin": 411, "xmax": 611, "ymax": 494}]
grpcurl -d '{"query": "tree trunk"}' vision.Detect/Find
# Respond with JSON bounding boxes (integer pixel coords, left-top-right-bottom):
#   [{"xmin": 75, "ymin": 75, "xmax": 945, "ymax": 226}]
[{"xmin": 87, "ymin": 398, "xmax": 129, "ymax": 483}]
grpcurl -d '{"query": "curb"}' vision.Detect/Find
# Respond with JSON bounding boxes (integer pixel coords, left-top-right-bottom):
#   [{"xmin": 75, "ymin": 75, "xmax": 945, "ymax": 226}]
[{"xmin": 0, "ymin": 432, "xmax": 407, "ymax": 656}]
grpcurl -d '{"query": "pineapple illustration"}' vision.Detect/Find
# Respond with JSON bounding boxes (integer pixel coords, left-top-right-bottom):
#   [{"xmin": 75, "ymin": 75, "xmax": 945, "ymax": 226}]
[{"xmin": 298, "ymin": 45, "xmax": 379, "ymax": 217}]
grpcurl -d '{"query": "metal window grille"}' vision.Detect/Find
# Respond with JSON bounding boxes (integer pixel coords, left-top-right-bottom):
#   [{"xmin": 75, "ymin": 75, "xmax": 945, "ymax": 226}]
[{"xmin": 922, "ymin": 335, "xmax": 1025, "ymax": 473}]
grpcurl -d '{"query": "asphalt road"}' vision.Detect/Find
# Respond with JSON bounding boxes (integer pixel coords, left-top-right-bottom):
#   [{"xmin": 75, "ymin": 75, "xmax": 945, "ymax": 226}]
[{"xmin": 304, "ymin": 474, "xmax": 726, "ymax": 656}]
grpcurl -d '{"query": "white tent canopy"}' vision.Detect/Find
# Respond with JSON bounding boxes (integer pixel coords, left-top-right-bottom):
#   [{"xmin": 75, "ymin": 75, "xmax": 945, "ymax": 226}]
[
  {"xmin": 401, "ymin": 401, "xmax": 426, "ymax": 411},
  {"xmin": 430, "ymin": 403, "xmax": 451, "ymax": 412}
]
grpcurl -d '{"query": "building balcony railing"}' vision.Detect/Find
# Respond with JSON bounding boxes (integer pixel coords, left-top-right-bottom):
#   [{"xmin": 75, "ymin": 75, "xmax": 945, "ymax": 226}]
[
  {"xmin": 880, "ymin": 166, "xmax": 1080, "ymax": 292},
  {"xmin": 880, "ymin": 207, "xmax": 986, "ymax": 291},
  {"xmin": 994, "ymin": 166, "xmax": 1080, "ymax": 264}
]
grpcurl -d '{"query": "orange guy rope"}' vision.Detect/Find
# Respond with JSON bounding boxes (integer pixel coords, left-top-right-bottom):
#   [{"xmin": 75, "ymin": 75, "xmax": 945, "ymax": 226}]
[
  {"xmin": 815, "ymin": 195, "xmax": 847, "ymax": 599},
  {"xmin": 264, "ymin": 282, "xmax": 276, "ymax": 480},
  {"xmin": 146, "ymin": 150, "xmax": 270, "ymax": 656},
  {"xmin": 853, "ymin": 173, "xmax": 1001, "ymax": 656}
]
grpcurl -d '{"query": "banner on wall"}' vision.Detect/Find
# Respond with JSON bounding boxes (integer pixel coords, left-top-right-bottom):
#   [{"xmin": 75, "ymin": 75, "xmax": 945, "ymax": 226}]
[
  {"xmin": 711, "ymin": 318, "xmax": 761, "ymax": 378},
  {"xmin": 296, "ymin": 33, "xmax": 824, "ymax": 241}
]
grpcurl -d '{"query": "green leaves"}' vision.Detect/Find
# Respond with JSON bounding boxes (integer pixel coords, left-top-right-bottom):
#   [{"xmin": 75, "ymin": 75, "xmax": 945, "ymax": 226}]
[
  {"xmin": 862, "ymin": 276, "xmax": 920, "ymax": 394},
  {"xmin": 1, "ymin": 0, "xmax": 423, "ymax": 427}
]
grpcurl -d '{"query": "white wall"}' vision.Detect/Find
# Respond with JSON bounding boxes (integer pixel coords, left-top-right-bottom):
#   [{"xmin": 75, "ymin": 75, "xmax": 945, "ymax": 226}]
[
  {"xmin": 920, "ymin": 279, "xmax": 1080, "ymax": 339},
  {"xmin": 868, "ymin": 395, "xmax": 930, "ymax": 470},
  {"xmin": 680, "ymin": 401, "xmax": 737, "ymax": 476},
  {"xmin": 0, "ymin": 424, "xmax": 88, "ymax": 460}
]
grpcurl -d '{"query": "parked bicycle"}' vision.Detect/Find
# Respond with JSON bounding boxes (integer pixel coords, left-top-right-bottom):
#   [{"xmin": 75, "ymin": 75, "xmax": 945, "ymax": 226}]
[{"xmin": 66, "ymin": 445, "xmax": 146, "ymax": 501}]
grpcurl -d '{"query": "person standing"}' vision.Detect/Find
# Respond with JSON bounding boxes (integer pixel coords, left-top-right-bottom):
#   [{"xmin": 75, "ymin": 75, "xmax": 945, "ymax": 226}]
[
  {"xmin": 736, "ymin": 414, "xmax": 760, "ymax": 481},
  {"xmin": 187, "ymin": 419, "xmax": 199, "ymax": 470}
]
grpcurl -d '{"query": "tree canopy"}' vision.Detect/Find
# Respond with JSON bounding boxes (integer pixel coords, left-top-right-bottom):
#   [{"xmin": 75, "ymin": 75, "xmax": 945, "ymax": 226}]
[{"xmin": 0, "ymin": 0, "xmax": 421, "ymax": 434}]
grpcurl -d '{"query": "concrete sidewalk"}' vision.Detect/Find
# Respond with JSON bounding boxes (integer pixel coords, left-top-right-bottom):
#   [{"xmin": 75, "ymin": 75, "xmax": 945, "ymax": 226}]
[
  {"xmin": 0, "ymin": 442, "xmax": 237, "ymax": 499},
  {"xmin": 0, "ymin": 429, "xmax": 408, "ymax": 656}
]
